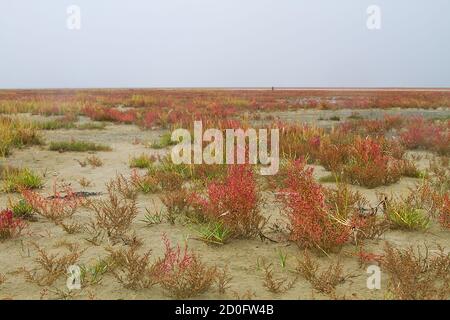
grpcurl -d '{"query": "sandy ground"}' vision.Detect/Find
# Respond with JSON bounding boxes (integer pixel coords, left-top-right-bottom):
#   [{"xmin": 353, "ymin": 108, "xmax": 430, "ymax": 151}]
[{"xmin": 0, "ymin": 110, "xmax": 449, "ymax": 300}]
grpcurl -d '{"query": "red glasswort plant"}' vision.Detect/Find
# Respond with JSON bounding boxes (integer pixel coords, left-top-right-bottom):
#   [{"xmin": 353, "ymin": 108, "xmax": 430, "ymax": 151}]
[
  {"xmin": 0, "ymin": 209, "xmax": 27, "ymax": 241},
  {"xmin": 191, "ymin": 165, "xmax": 264, "ymax": 238},
  {"xmin": 154, "ymin": 235, "xmax": 217, "ymax": 298},
  {"xmin": 400, "ymin": 117, "xmax": 449, "ymax": 155},
  {"xmin": 278, "ymin": 160, "xmax": 351, "ymax": 253},
  {"xmin": 342, "ymin": 137, "xmax": 403, "ymax": 188},
  {"xmin": 21, "ymin": 185, "xmax": 83, "ymax": 223}
]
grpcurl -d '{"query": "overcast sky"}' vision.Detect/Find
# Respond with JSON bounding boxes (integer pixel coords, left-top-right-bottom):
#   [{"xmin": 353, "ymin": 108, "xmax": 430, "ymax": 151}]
[{"xmin": 0, "ymin": 0, "xmax": 449, "ymax": 88}]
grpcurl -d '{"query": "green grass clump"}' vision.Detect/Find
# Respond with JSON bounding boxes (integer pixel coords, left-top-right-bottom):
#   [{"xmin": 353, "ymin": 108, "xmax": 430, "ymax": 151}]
[
  {"xmin": 194, "ymin": 221, "xmax": 230, "ymax": 245},
  {"xmin": 151, "ymin": 132, "xmax": 178, "ymax": 149},
  {"xmin": 49, "ymin": 140, "xmax": 112, "ymax": 152},
  {"xmin": 10, "ymin": 198, "xmax": 36, "ymax": 220},
  {"xmin": 36, "ymin": 120, "xmax": 106, "ymax": 131},
  {"xmin": 386, "ymin": 201, "xmax": 430, "ymax": 231},
  {"xmin": 36, "ymin": 120, "xmax": 75, "ymax": 130},
  {"xmin": 129, "ymin": 154, "xmax": 156, "ymax": 169},
  {"xmin": 1, "ymin": 167, "xmax": 44, "ymax": 193},
  {"xmin": 76, "ymin": 122, "xmax": 107, "ymax": 130}
]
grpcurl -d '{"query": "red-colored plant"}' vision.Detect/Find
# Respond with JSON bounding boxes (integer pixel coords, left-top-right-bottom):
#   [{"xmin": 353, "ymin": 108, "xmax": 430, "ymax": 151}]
[
  {"xmin": 401, "ymin": 117, "xmax": 449, "ymax": 155},
  {"xmin": 154, "ymin": 235, "xmax": 217, "ymax": 298},
  {"xmin": 21, "ymin": 186, "xmax": 83, "ymax": 223},
  {"xmin": 0, "ymin": 209, "xmax": 27, "ymax": 240},
  {"xmin": 190, "ymin": 165, "xmax": 264, "ymax": 238},
  {"xmin": 342, "ymin": 137, "xmax": 403, "ymax": 188},
  {"xmin": 278, "ymin": 160, "xmax": 351, "ymax": 253},
  {"xmin": 83, "ymin": 105, "xmax": 137, "ymax": 124}
]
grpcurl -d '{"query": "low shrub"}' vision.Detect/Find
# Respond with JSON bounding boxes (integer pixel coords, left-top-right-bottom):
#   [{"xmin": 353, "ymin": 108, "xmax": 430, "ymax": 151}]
[
  {"xmin": 107, "ymin": 243, "xmax": 157, "ymax": 290},
  {"xmin": 278, "ymin": 160, "xmax": 351, "ymax": 253},
  {"xmin": 400, "ymin": 117, "xmax": 449, "ymax": 155},
  {"xmin": 190, "ymin": 165, "xmax": 264, "ymax": 238},
  {"xmin": 154, "ymin": 235, "xmax": 218, "ymax": 298},
  {"xmin": 341, "ymin": 137, "xmax": 403, "ymax": 188}
]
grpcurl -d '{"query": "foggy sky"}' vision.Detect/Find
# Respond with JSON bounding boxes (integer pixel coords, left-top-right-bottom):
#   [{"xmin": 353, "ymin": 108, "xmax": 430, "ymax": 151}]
[{"xmin": 0, "ymin": 0, "xmax": 449, "ymax": 88}]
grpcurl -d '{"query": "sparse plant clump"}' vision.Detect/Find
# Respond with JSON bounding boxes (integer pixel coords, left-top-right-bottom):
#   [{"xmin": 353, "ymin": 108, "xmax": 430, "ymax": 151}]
[
  {"xmin": 111, "ymin": 174, "xmax": 138, "ymax": 200},
  {"xmin": 78, "ymin": 177, "xmax": 93, "ymax": 188},
  {"xmin": 49, "ymin": 140, "xmax": 111, "ymax": 152},
  {"xmin": 22, "ymin": 242, "xmax": 84, "ymax": 286},
  {"xmin": 295, "ymin": 250, "xmax": 346, "ymax": 295},
  {"xmin": 216, "ymin": 266, "xmax": 232, "ymax": 294},
  {"xmin": 191, "ymin": 165, "xmax": 265, "ymax": 239},
  {"xmin": 154, "ymin": 235, "xmax": 218, "ymax": 298},
  {"xmin": 88, "ymin": 178, "xmax": 138, "ymax": 239},
  {"xmin": 131, "ymin": 169, "xmax": 184, "ymax": 194},
  {"xmin": 107, "ymin": 243, "xmax": 157, "ymax": 290},
  {"xmin": 381, "ymin": 243, "xmax": 450, "ymax": 300},
  {"xmin": 79, "ymin": 259, "xmax": 109, "ymax": 287},
  {"xmin": 161, "ymin": 189, "xmax": 191, "ymax": 224},
  {"xmin": 1, "ymin": 167, "xmax": 43, "ymax": 192},
  {"xmin": 261, "ymin": 262, "xmax": 296, "ymax": 294},
  {"xmin": 0, "ymin": 209, "xmax": 27, "ymax": 241},
  {"xmin": 129, "ymin": 154, "xmax": 157, "ymax": 169},
  {"xmin": 86, "ymin": 155, "xmax": 103, "ymax": 167}
]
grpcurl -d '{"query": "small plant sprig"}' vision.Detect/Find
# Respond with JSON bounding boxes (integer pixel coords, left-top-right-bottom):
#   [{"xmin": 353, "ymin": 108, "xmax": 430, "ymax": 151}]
[{"xmin": 277, "ymin": 249, "xmax": 288, "ymax": 269}]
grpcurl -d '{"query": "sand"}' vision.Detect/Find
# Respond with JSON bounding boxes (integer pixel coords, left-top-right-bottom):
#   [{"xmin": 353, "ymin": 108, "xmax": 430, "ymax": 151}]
[{"xmin": 0, "ymin": 110, "xmax": 448, "ymax": 300}]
